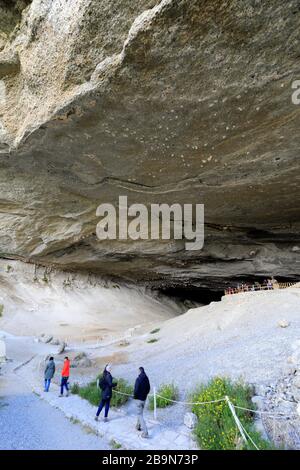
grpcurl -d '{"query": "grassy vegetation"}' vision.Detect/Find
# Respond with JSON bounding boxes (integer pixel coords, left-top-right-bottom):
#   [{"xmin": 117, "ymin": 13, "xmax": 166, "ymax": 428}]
[
  {"xmin": 71, "ymin": 377, "xmax": 133, "ymax": 408},
  {"xmin": 148, "ymin": 383, "xmax": 179, "ymax": 410},
  {"xmin": 0, "ymin": 304, "xmax": 3, "ymax": 317},
  {"xmin": 110, "ymin": 439, "xmax": 122, "ymax": 449},
  {"xmin": 150, "ymin": 328, "xmax": 160, "ymax": 334},
  {"xmin": 190, "ymin": 377, "xmax": 275, "ymax": 450},
  {"xmin": 147, "ymin": 338, "xmax": 159, "ymax": 344}
]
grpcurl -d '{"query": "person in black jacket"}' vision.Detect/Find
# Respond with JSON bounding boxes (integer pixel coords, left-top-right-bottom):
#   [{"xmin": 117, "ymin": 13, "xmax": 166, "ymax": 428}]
[
  {"xmin": 95, "ymin": 364, "xmax": 117, "ymax": 422},
  {"xmin": 134, "ymin": 367, "xmax": 150, "ymax": 438}
]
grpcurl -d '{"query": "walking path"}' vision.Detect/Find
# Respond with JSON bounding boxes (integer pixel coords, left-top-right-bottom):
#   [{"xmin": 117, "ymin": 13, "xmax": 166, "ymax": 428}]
[
  {"xmin": 0, "ymin": 371, "xmax": 109, "ymax": 450},
  {"xmin": 0, "ymin": 332, "xmax": 197, "ymax": 450}
]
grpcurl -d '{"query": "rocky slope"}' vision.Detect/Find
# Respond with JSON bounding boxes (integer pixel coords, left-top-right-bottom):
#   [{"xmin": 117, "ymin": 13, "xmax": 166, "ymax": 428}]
[{"xmin": 0, "ymin": 0, "xmax": 299, "ymax": 288}]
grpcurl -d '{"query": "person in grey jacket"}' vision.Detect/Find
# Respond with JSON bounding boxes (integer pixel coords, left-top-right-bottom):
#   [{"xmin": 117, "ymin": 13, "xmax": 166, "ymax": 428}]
[{"xmin": 44, "ymin": 357, "xmax": 55, "ymax": 392}]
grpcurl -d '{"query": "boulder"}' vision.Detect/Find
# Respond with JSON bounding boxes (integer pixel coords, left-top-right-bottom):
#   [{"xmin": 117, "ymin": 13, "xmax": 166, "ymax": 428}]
[
  {"xmin": 292, "ymin": 375, "xmax": 300, "ymax": 389},
  {"xmin": 277, "ymin": 320, "xmax": 290, "ymax": 328},
  {"xmin": 0, "ymin": 339, "xmax": 6, "ymax": 362},
  {"xmin": 50, "ymin": 338, "xmax": 60, "ymax": 345},
  {"xmin": 57, "ymin": 341, "xmax": 66, "ymax": 354},
  {"xmin": 40, "ymin": 335, "xmax": 53, "ymax": 344},
  {"xmin": 73, "ymin": 351, "xmax": 87, "ymax": 361},
  {"xmin": 184, "ymin": 412, "xmax": 198, "ymax": 429},
  {"xmin": 251, "ymin": 396, "xmax": 264, "ymax": 410},
  {"xmin": 76, "ymin": 357, "xmax": 92, "ymax": 368},
  {"xmin": 291, "ymin": 386, "xmax": 300, "ymax": 402},
  {"xmin": 254, "ymin": 384, "xmax": 267, "ymax": 397}
]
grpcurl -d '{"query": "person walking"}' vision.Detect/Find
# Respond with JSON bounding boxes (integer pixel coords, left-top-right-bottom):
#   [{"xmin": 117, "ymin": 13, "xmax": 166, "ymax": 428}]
[
  {"xmin": 95, "ymin": 364, "xmax": 117, "ymax": 422},
  {"xmin": 134, "ymin": 366, "xmax": 150, "ymax": 438},
  {"xmin": 59, "ymin": 356, "xmax": 70, "ymax": 397},
  {"xmin": 44, "ymin": 356, "xmax": 55, "ymax": 392}
]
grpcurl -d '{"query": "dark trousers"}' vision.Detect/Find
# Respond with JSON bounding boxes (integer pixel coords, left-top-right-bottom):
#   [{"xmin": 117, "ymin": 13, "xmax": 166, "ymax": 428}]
[
  {"xmin": 44, "ymin": 378, "xmax": 51, "ymax": 392},
  {"xmin": 96, "ymin": 398, "xmax": 111, "ymax": 417},
  {"xmin": 60, "ymin": 377, "xmax": 69, "ymax": 395}
]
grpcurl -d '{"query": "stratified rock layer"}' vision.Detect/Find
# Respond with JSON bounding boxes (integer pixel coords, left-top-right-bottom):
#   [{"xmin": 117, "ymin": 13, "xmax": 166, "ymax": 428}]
[{"xmin": 0, "ymin": 0, "xmax": 299, "ymax": 288}]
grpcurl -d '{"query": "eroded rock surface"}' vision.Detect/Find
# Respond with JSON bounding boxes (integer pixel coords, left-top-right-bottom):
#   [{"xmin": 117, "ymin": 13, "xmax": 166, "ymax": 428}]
[{"xmin": 0, "ymin": 0, "xmax": 299, "ymax": 288}]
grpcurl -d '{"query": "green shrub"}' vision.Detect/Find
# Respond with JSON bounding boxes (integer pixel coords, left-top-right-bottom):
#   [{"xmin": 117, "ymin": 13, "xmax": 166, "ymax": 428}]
[
  {"xmin": 71, "ymin": 377, "xmax": 133, "ymax": 408},
  {"xmin": 150, "ymin": 328, "xmax": 160, "ymax": 334},
  {"xmin": 110, "ymin": 439, "xmax": 122, "ymax": 449},
  {"xmin": 111, "ymin": 378, "xmax": 133, "ymax": 407},
  {"xmin": 71, "ymin": 380, "xmax": 99, "ymax": 406},
  {"xmin": 148, "ymin": 383, "xmax": 179, "ymax": 410},
  {"xmin": 0, "ymin": 304, "xmax": 3, "ymax": 317},
  {"xmin": 147, "ymin": 338, "xmax": 159, "ymax": 344},
  {"xmin": 190, "ymin": 377, "xmax": 274, "ymax": 450}
]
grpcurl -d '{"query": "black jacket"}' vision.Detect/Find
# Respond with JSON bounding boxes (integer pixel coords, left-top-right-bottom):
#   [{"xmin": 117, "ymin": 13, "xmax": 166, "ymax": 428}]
[
  {"xmin": 134, "ymin": 372, "xmax": 150, "ymax": 401},
  {"xmin": 102, "ymin": 371, "xmax": 117, "ymax": 400}
]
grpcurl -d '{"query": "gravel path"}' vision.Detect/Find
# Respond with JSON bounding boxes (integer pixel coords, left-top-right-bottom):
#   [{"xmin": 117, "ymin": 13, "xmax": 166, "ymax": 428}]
[{"xmin": 0, "ymin": 373, "xmax": 109, "ymax": 450}]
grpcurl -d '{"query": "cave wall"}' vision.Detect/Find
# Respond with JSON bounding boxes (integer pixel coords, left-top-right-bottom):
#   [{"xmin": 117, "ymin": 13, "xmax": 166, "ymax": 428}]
[{"xmin": 0, "ymin": 0, "xmax": 299, "ymax": 288}]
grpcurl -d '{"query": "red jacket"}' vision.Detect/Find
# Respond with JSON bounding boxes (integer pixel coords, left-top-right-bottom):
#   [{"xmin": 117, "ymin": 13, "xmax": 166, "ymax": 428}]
[{"xmin": 61, "ymin": 359, "xmax": 70, "ymax": 377}]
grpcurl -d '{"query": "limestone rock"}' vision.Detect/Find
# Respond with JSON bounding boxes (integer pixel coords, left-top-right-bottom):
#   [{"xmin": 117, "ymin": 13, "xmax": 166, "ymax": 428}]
[
  {"xmin": 50, "ymin": 338, "xmax": 60, "ymax": 346},
  {"xmin": 72, "ymin": 352, "xmax": 92, "ymax": 368},
  {"xmin": 292, "ymin": 375, "xmax": 300, "ymax": 389},
  {"xmin": 277, "ymin": 320, "xmax": 290, "ymax": 329},
  {"xmin": 0, "ymin": 1, "xmax": 299, "ymax": 286},
  {"xmin": 291, "ymin": 386, "xmax": 300, "ymax": 403},
  {"xmin": 57, "ymin": 341, "xmax": 66, "ymax": 355},
  {"xmin": 39, "ymin": 335, "xmax": 53, "ymax": 344},
  {"xmin": 0, "ymin": 339, "xmax": 6, "ymax": 362},
  {"xmin": 184, "ymin": 412, "xmax": 197, "ymax": 429},
  {"xmin": 251, "ymin": 395, "xmax": 264, "ymax": 410}
]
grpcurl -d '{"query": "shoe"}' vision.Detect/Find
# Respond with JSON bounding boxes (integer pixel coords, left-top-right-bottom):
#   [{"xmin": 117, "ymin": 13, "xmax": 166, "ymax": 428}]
[
  {"xmin": 58, "ymin": 394, "xmax": 63, "ymax": 397},
  {"xmin": 141, "ymin": 432, "xmax": 149, "ymax": 438},
  {"xmin": 136, "ymin": 425, "xmax": 141, "ymax": 431},
  {"xmin": 94, "ymin": 416, "xmax": 99, "ymax": 422},
  {"xmin": 66, "ymin": 392, "xmax": 69, "ymax": 397},
  {"xmin": 104, "ymin": 417, "xmax": 109, "ymax": 423}
]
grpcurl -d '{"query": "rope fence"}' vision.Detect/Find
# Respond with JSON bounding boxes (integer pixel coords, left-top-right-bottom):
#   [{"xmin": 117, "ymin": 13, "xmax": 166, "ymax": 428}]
[
  {"xmin": 111, "ymin": 388, "xmax": 299, "ymax": 450},
  {"xmin": 224, "ymin": 281, "xmax": 298, "ymax": 296}
]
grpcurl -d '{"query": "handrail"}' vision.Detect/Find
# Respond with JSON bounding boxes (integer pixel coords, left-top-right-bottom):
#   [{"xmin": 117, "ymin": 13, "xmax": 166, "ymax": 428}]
[{"xmin": 224, "ymin": 281, "xmax": 298, "ymax": 296}]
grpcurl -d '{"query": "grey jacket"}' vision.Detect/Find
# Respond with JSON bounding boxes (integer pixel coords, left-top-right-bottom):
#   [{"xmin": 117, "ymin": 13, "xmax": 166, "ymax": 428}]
[{"xmin": 44, "ymin": 360, "xmax": 55, "ymax": 380}]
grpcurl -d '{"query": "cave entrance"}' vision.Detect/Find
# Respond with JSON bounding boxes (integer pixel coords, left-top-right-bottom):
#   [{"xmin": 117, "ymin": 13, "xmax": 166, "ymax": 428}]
[{"xmin": 160, "ymin": 286, "xmax": 223, "ymax": 307}]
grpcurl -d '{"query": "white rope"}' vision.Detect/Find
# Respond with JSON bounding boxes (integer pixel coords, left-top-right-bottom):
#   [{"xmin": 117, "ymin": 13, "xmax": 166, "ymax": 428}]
[
  {"xmin": 233, "ymin": 404, "xmax": 299, "ymax": 418},
  {"xmin": 112, "ymin": 389, "xmax": 133, "ymax": 397},
  {"xmin": 237, "ymin": 414, "xmax": 260, "ymax": 450},
  {"xmin": 155, "ymin": 393, "xmax": 227, "ymax": 406},
  {"xmin": 108, "ymin": 388, "xmax": 298, "ymax": 420}
]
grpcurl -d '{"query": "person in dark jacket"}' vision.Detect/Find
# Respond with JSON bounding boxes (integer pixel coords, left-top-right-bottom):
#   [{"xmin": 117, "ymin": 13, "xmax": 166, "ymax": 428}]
[
  {"xmin": 134, "ymin": 367, "xmax": 150, "ymax": 438},
  {"xmin": 95, "ymin": 364, "xmax": 117, "ymax": 422},
  {"xmin": 44, "ymin": 357, "xmax": 55, "ymax": 392}
]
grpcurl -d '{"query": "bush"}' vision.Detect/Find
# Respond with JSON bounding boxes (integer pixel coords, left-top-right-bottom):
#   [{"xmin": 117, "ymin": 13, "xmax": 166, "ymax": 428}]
[
  {"xmin": 110, "ymin": 378, "xmax": 133, "ymax": 407},
  {"xmin": 150, "ymin": 328, "xmax": 160, "ymax": 334},
  {"xmin": 71, "ymin": 380, "xmax": 99, "ymax": 406},
  {"xmin": 71, "ymin": 377, "xmax": 133, "ymax": 408},
  {"xmin": 190, "ymin": 377, "xmax": 274, "ymax": 450},
  {"xmin": 147, "ymin": 338, "xmax": 159, "ymax": 344},
  {"xmin": 0, "ymin": 304, "xmax": 3, "ymax": 317},
  {"xmin": 148, "ymin": 383, "xmax": 179, "ymax": 410}
]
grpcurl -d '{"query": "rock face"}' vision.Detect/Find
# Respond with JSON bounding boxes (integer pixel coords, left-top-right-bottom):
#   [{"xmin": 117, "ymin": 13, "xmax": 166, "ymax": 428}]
[
  {"xmin": 0, "ymin": 0, "xmax": 299, "ymax": 288},
  {"xmin": 0, "ymin": 339, "xmax": 6, "ymax": 362}
]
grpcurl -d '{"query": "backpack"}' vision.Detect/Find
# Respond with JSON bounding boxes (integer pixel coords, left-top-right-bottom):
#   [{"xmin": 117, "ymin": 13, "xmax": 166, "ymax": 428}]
[{"xmin": 97, "ymin": 375, "xmax": 106, "ymax": 391}]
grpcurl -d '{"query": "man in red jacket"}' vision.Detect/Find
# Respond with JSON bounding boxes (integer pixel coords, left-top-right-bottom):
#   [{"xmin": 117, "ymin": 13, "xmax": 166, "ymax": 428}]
[{"xmin": 59, "ymin": 356, "xmax": 70, "ymax": 397}]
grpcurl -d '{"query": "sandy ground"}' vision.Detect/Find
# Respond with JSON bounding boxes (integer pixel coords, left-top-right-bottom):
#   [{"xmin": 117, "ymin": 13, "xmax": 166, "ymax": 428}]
[
  {"xmin": 0, "ymin": 260, "xmax": 179, "ymax": 342},
  {"xmin": 112, "ymin": 288, "xmax": 300, "ymax": 392}
]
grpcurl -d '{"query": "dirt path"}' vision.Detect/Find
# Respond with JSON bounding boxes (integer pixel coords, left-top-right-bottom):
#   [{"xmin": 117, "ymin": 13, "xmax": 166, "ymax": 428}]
[{"xmin": 0, "ymin": 335, "xmax": 108, "ymax": 450}]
